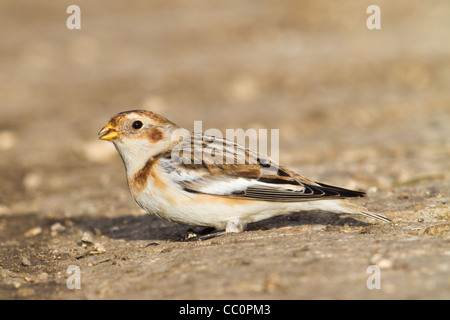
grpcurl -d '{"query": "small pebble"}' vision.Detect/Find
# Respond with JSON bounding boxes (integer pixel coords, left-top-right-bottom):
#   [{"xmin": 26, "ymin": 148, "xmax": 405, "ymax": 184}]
[
  {"xmin": 91, "ymin": 243, "xmax": 106, "ymax": 254},
  {"xmin": 50, "ymin": 222, "xmax": 65, "ymax": 232},
  {"xmin": 377, "ymin": 258, "xmax": 393, "ymax": 269},
  {"xmin": 81, "ymin": 232, "xmax": 94, "ymax": 245},
  {"xmin": 50, "ymin": 222, "xmax": 65, "ymax": 237},
  {"xmin": 24, "ymin": 226, "xmax": 42, "ymax": 237},
  {"xmin": 21, "ymin": 256, "xmax": 31, "ymax": 266}
]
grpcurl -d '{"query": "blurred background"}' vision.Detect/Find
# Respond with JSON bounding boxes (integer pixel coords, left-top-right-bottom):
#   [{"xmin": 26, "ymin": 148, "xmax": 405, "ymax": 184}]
[
  {"xmin": 0, "ymin": 0, "xmax": 449, "ymax": 300},
  {"xmin": 1, "ymin": 0, "xmax": 448, "ymax": 215}
]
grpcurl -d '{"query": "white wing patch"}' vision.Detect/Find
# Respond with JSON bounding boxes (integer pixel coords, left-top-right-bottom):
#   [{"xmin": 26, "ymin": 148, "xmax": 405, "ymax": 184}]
[
  {"xmin": 161, "ymin": 156, "xmax": 307, "ymax": 197},
  {"xmin": 196, "ymin": 178, "xmax": 306, "ymax": 196},
  {"xmin": 197, "ymin": 178, "xmax": 260, "ymax": 195}
]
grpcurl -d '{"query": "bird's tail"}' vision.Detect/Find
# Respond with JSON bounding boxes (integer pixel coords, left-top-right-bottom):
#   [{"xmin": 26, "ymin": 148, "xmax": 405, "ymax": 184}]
[{"xmin": 338, "ymin": 200, "xmax": 391, "ymax": 223}]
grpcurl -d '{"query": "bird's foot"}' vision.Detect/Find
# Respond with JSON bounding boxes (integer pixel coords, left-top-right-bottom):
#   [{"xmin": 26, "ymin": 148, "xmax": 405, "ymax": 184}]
[{"xmin": 182, "ymin": 227, "xmax": 226, "ymax": 241}]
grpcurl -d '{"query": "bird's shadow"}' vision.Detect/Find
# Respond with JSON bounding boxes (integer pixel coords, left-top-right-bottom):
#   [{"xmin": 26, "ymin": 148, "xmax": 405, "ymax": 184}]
[
  {"xmin": 1, "ymin": 211, "xmax": 374, "ymax": 245},
  {"xmin": 75, "ymin": 211, "xmax": 373, "ymax": 242}
]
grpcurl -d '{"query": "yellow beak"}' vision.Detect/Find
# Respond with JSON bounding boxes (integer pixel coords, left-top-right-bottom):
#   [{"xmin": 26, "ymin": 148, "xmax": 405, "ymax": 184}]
[{"xmin": 98, "ymin": 122, "xmax": 119, "ymax": 140}]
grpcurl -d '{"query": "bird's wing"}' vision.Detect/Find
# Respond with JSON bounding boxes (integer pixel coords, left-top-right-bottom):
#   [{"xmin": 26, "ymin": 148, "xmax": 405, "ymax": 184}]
[{"xmin": 158, "ymin": 133, "xmax": 365, "ymax": 202}]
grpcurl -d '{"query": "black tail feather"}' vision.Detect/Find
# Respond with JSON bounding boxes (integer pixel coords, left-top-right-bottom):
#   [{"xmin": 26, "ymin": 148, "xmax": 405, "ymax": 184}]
[{"xmin": 315, "ymin": 182, "xmax": 366, "ymax": 198}]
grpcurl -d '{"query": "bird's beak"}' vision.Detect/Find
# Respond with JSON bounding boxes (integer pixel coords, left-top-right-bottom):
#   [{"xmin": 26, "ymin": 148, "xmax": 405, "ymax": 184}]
[{"xmin": 98, "ymin": 122, "xmax": 119, "ymax": 140}]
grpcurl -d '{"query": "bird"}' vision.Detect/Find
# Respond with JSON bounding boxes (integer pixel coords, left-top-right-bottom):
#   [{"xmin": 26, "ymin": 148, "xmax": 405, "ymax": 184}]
[{"xmin": 98, "ymin": 110, "xmax": 390, "ymax": 240}]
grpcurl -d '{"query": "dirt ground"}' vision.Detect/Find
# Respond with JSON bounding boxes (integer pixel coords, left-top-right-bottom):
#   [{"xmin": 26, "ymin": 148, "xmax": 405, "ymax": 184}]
[{"xmin": 0, "ymin": 0, "xmax": 449, "ymax": 300}]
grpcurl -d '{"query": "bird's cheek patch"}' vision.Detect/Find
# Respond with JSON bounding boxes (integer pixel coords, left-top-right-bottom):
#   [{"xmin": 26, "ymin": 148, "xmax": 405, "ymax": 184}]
[{"xmin": 147, "ymin": 128, "xmax": 164, "ymax": 143}]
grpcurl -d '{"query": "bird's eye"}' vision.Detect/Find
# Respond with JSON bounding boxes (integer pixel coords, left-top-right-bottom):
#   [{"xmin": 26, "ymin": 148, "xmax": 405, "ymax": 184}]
[{"xmin": 132, "ymin": 120, "xmax": 143, "ymax": 130}]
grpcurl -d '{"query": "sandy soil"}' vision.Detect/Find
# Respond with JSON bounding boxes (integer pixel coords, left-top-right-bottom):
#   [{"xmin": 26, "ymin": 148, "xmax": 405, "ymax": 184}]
[{"xmin": 0, "ymin": 0, "xmax": 449, "ymax": 299}]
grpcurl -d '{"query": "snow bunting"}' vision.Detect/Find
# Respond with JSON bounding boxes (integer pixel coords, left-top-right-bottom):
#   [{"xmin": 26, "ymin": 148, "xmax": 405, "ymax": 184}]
[{"xmin": 98, "ymin": 110, "xmax": 390, "ymax": 238}]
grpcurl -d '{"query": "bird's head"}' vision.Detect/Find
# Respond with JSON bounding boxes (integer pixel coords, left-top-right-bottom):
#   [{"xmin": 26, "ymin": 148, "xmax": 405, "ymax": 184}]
[{"xmin": 98, "ymin": 110, "xmax": 179, "ymax": 175}]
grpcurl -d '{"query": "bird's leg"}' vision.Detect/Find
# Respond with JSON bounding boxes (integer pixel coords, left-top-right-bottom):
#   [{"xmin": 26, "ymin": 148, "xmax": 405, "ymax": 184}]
[{"xmin": 225, "ymin": 220, "xmax": 246, "ymax": 233}]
